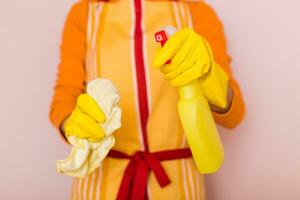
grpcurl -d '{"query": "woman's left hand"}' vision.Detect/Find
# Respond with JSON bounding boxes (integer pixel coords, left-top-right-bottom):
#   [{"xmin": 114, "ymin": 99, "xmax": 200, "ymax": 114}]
[{"xmin": 154, "ymin": 28, "xmax": 214, "ymax": 86}]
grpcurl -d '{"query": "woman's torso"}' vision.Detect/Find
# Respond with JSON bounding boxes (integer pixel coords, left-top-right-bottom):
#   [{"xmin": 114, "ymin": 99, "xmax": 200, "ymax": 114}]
[{"xmin": 72, "ymin": 1, "xmax": 205, "ymax": 199}]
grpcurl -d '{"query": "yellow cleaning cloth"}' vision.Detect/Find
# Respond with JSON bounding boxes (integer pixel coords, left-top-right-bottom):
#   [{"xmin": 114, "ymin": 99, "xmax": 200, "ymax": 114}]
[{"xmin": 56, "ymin": 78, "xmax": 121, "ymax": 178}]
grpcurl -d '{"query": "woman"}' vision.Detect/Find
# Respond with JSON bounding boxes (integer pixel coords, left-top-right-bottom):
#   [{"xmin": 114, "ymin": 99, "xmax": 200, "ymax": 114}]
[{"xmin": 49, "ymin": 0, "xmax": 245, "ymax": 199}]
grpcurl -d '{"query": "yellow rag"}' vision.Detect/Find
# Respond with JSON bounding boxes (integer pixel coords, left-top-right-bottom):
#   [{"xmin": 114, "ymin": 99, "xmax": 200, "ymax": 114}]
[{"xmin": 56, "ymin": 78, "xmax": 121, "ymax": 178}]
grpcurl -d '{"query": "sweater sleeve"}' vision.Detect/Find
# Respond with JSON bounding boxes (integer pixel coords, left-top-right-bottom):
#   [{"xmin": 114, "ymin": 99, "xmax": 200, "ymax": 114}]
[
  {"xmin": 189, "ymin": 2, "xmax": 246, "ymax": 128},
  {"xmin": 49, "ymin": 0, "xmax": 88, "ymax": 139}
]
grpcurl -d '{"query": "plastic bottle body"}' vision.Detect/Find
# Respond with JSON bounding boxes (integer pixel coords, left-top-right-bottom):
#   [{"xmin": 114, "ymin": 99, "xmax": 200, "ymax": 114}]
[
  {"xmin": 178, "ymin": 79, "xmax": 224, "ymax": 173},
  {"xmin": 154, "ymin": 27, "xmax": 224, "ymax": 174}
]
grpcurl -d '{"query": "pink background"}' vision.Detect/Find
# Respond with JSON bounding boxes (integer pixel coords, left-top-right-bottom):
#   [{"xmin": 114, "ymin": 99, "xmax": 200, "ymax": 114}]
[{"xmin": 0, "ymin": 0, "xmax": 299, "ymax": 199}]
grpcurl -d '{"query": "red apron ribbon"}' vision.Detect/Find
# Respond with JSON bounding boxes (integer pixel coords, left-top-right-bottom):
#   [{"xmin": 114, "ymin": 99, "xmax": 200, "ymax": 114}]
[{"xmin": 108, "ymin": 148, "xmax": 192, "ymax": 200}]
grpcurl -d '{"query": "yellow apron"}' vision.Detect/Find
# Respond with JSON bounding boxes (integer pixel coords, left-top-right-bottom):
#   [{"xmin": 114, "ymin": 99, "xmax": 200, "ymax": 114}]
[{"xmin": 72, "ymin": 0, "xmax": 205, "ymax": 199}]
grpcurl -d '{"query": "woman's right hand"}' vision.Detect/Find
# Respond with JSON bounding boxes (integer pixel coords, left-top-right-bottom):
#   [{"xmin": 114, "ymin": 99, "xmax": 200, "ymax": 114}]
[{"xmin": 62, "ymin": 94, "xmax": 106, "ymax": 142}]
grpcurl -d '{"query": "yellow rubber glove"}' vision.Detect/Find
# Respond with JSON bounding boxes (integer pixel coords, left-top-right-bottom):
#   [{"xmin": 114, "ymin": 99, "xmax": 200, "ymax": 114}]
[
  {"xmin": 63, "ymin": 94, "xmax": 106, "ymax": 142},
  {"xmin": 154, "ymin": 28, "xmax": 229, "ymax": 108}
]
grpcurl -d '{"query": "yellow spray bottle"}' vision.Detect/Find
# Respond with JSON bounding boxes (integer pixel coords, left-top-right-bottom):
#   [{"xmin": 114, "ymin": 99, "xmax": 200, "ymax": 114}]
[{"xmin": 155, "ymin": 27, "xmax": 225, "ymax": 173}]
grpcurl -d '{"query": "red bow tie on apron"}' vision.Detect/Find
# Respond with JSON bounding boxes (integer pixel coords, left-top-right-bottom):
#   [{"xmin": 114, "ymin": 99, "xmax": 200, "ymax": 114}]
[{"xmin": 108, "ymin": 148, "xmax": 192, "ymax": 200}]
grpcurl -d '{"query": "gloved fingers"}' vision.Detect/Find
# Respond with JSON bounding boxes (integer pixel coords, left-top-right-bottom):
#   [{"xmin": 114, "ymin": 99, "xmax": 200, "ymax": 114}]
[
  {"xmin": 170, "ymin": 66, "xmax": 200, "ymax": 86},
  {"xmin": 163, "ymin": 39, "xmax": 200, "ymax": 80},
  {"xmin": 65, "ymin": 123, "xmax": 90, "ymax": 139},
  {"xmin": 170, "ymin": 62, "xmax": 210, "ymax": 86},
  {"xmin": 153, "ymin": 28, "xmax": 190, "ymax": 68},
  {"xmin": 77, "ymin": 94, "xmax": 106, "ymax": 123},
  {"xmin": 160, "ymin": 33, "xmax": 198, "ymax": 74},
  {"xmin": 163, "ymin": 57, "xmax": 196, "ymax": 81},
  {"xmin": 159, "ymin": 63, "xmax": 176, "ymax": 73},
  {"xmin": 159, "ymin": 53, "xmax": 191, "ymax": 73},
  {"xmin": 169, "ymin": 33, "xmax": 193, "ymax": 66},
  {"xmin": 71, "ymin": 109, "xmax": 105, "ymax": 140},
  {"xmin": 66, "ymin": 123, "xmax": 103, "ymax": 143},
  {"xmin": 71, "ymin": 109, "xmax": 95, "ymax": 128}
]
